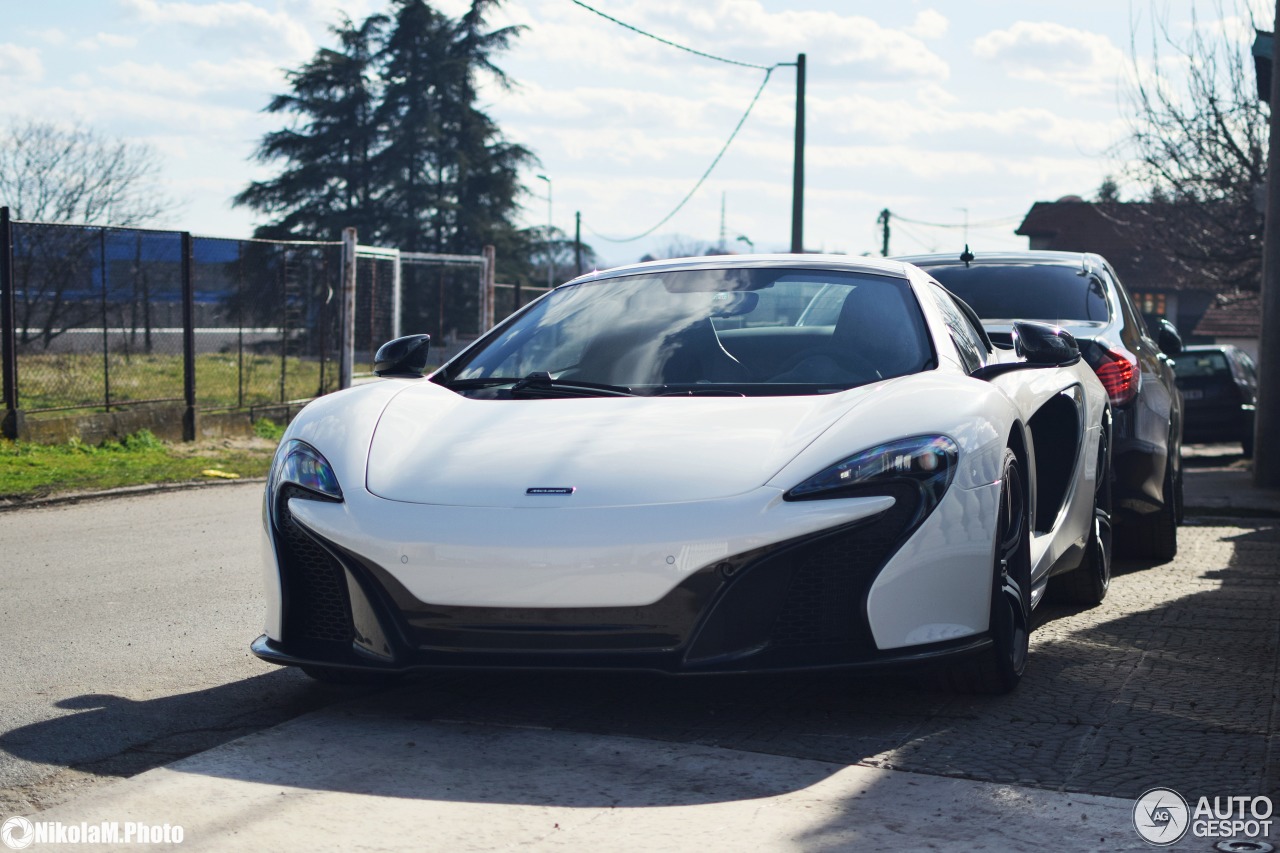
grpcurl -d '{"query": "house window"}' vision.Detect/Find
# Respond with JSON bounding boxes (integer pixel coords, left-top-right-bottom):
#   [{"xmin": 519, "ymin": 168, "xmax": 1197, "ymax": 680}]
[{"xmin": 1132, "ymin": 292, "xmax": 1166, "ymax": 316}]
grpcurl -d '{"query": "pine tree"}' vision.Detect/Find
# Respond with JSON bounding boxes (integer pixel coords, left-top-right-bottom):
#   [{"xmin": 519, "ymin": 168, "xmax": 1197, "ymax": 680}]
[
  {"xmin": 235, "ymin": 14, "xmax": 387, "ymax": 241},
  {"xmin": 373, "ymin": 0, "xmax": 533, "ymax": 255}
]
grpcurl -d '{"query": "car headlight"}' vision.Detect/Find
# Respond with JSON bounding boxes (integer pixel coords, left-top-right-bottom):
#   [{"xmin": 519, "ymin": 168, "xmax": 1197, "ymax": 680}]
[
  {"xmin": 268, "ymin": 440, "xmax": 343, "ymax": 523},
  {"xmin": 785, "ymin": 435, "xmax": 958, "ymax": 512}
]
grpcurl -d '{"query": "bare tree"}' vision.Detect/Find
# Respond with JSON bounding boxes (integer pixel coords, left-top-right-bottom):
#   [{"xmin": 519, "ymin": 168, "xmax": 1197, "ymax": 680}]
[
  {"xmin": 1120, "ymin": 2, "xmax": 1267, "ymax": 293},
  {"xmin": 0, "ymin": 118, "xmax": 176, "ymax": 347},
  {"xmin": 0, "ymin": 118, "xmax": 173, "ymax": 226}
]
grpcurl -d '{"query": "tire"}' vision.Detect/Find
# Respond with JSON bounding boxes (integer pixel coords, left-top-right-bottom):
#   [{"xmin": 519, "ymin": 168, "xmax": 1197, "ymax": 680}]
[
  {"xmin": 1121, "ymin": 449, "xmax": 1178, "ymax": 562},
  {"xmin": 1052, "ymin": 415, "xmax": 1112, "ymax": 606},
  {"xmin": 300, "ymin": 665, "xmax": 401, "ymax": 686},
  {"xmin": 947, "ymin": 448, "xmax": 1031, "ymax": 695}
]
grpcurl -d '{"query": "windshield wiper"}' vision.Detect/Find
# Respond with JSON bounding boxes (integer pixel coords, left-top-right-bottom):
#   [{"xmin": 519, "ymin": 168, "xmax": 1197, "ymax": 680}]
[
  {"xmin": 510, "ymin": 372, "xmax": 636, "ymax": 398},
  {"xmin": 441, "ymin": 377, "xmax": 523, "ymax": 390}
]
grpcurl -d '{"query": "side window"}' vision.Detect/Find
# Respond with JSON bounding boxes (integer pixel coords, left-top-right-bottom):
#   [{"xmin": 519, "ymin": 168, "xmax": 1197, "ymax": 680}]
[
  {"xmin": 1236, "ymin": 350, "xmax": 1258, "ymax": 383},
  {"xmin": 928, "ymin": 283, "xmax": 986, "ymax": 373},
  {"xmin": 1105, "ymin": 266, "xmax": 1151, "ymax": 339}
]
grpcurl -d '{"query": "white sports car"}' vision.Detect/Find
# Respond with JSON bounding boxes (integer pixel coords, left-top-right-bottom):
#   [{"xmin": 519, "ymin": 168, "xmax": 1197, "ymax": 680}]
[{"xmin": 253, "ymin": 255, "xmax": 1111, "ymax": 694}]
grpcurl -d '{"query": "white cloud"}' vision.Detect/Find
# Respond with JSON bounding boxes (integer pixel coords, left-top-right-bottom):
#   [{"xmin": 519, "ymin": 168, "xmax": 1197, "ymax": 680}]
[
  {"xmin": 908, "ymin": 10, "xmax": 949, "ymax": 40},
  {"xmin": 34, "ymin": 29, "xmax": 68, "ymax": 46},
  {"xmin": 119, "ymin": 0, "xmax": 315, "ymax": 60},
  {"xmin": 519, "ymin": 1, "xmax": 948, "ymax": 84},
  {"xmin": 98, "ymin": 61, "xmax": 205, "ymax": 97},
  {"xmin": 0, "ymin": 44, "xmax": 43, "ymax": 81},
  {"xmin": 973, "ymin": 21, "xmax": 1126, "ymax": 96},
  {"xmin": 76, "ymin": 33, "xmax": 140, "ymax": 51}
]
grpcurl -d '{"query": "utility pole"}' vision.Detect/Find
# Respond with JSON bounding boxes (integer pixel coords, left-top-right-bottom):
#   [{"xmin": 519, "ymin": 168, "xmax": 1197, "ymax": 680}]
[
  {"xmin": 1257, "ymin": 0, "xmax": 1280, "ymax": 487},
  {"xmin": 719, "ymin": 192, "xmax": 727, "ymax": 253},
  {"xmin": 877, "ymin": 209, "xmax": 891, "ymax": 257},
  {"xmin": 790, "ymin": 53, "xmax": 806, "ymax": 254},
  {"xmin": 575, "ymin": 211, "xmax": 583, "ymax": 277},
  {"xmin": 537, "ymin": 174, "xmax": 552, "ymax": 289}
]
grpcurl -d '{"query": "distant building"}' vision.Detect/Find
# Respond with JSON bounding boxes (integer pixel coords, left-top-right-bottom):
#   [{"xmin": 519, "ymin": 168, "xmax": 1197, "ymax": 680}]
[{"xmin": 1015, "ymin": 197, "xmax": 1259, "ymax": 358}]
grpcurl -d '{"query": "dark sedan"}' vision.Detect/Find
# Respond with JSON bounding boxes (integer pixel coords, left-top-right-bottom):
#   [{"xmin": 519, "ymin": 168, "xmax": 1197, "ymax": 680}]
[
  {"xmin": 1172, "ymin": 345, "xmax": 1258, "ymax": 457},
  {"xmin": 898, "ymin": 250, "xmax": 1184, "ymax": 561}
]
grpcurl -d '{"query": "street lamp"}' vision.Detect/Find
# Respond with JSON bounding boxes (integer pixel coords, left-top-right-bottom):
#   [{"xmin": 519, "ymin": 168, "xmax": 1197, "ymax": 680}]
[
  {"xmin": 536, "ymin": 174, "xmax": 552, "ymax": 289},
  {"xmin": 735, "ymin": 234, "xmax": 754, "ymax": 253}
]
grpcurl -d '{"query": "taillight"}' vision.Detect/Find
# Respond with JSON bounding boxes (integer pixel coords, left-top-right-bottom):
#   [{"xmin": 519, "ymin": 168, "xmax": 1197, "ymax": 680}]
[{"xmin": 1092, "ymin": 347, "xmax": 1138, "ymax": 405}]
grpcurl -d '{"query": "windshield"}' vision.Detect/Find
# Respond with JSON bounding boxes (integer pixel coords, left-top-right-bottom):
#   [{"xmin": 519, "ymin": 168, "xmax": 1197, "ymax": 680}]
[
  {"xmin": 438, "ymin": 267, "xmax": 934, "ymax": 397},
  {"xmin": 922, "ymin": 263, "xmax": 1110, "ymax": 324}
]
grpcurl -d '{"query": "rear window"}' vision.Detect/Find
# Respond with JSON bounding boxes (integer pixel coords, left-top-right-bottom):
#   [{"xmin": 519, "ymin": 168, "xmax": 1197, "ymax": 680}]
[
  {"xmin": 1172, "ymin": 352, "xmax": 1231, "ymax": 378},
  {"xmin": 921, "ymin": 263, "xmax": 1110, "ymax": 323}
]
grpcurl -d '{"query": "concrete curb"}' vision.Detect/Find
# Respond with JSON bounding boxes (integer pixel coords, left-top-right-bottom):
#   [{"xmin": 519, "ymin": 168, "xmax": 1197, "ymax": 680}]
[{"xmin": 0, "ymin": 477, "xmax": 265, "ymax": 514}]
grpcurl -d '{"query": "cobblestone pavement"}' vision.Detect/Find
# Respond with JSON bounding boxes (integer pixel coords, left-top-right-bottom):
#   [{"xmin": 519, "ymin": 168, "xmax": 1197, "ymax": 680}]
[{"xmin": 369, "ymin": 516, "xmax": 1279, "ymax": 807}]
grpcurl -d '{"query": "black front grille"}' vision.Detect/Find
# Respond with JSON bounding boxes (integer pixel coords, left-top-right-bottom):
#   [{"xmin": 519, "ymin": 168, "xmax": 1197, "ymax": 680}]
[
  {"xmin": 770, "ymin": 484, "xmax": 920, "ymax": 650},
  {"xmin": 684, "ymin": 483, "xmax": 923, "ymax": 667},
  {"xmin": 277, "ymin": 485, "xmax": 354, "ymax": 645}
]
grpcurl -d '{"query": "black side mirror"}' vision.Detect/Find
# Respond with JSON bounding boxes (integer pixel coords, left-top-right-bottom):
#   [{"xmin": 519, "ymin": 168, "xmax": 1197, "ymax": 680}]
[
  {"xmin": 374, "ymin": 334, "xmax": 431, "ymax": 378},
  {"xmin": 1157, "ymin": 319, "xmax": 1183, "ymax": 357},
  {"xmin": 1013, "ymin": 321, "xmax": 1081, "ymax": 366}
]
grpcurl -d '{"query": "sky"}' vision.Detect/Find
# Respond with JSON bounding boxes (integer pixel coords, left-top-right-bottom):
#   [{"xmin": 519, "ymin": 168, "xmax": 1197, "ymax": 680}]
[{"xmin": 0, "ymin": 0, "xmax": 1272, "ymax": 268}]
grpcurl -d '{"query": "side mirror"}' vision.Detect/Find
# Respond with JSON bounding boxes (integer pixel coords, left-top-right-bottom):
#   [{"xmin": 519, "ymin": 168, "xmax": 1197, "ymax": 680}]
[
  {"xmin": 1157, "ymin": 319, "xmax": 1183, "ymax": 357},
  {"xmin": 1012, "ymin": 321, "xmax": 1080, "ymax": 366},
  {"xmin": 374, "ymin": 334, "xmax": 431, "ymax": 378}
]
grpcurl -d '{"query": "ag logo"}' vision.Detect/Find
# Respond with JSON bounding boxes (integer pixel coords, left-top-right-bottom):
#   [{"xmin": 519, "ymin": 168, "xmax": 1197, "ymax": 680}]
[
  {"xmin": 1, "ymin": 816, "xmax": 33, "ymax": 850},
  {"xmin": 1133, "ymin": 787, "xmax": 1190, "ymax": 845}
]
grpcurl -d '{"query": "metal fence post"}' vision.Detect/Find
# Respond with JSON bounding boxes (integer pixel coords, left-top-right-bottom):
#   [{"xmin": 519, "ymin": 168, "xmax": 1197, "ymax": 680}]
[
  {"xmin": 340, "ymin": 228, "xmax": 357, "ymax": 389},
  {"xmin": 99, "ymin": 228, "xmax": 111, "ymax": 411},
  {"xmin": 181, "ymin": 232, "xmax": 196, "ymax": 441},
  {"xmin": 1, "ymin": 207, "xmax": 19, "ymax": 439},
  {"xmin": 483, "ymin": 244, "xmax": 496, "ymax": 332}
]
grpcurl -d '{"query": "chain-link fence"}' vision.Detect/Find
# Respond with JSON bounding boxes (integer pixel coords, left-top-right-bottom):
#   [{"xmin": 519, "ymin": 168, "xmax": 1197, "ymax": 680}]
[
  {"xmin": 0, "ymin": 210, "xmax": 500, "ymax": 440},
  {"xmin": 0, "ymin": 219, "xmax": 354, "ymax": 417}
]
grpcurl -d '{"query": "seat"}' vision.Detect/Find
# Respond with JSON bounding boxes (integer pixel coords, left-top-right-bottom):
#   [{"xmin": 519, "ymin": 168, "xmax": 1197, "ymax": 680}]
[
  {"xmin": 769, "ymin": 286, "xmax": 921, "ymax": 384},
  {"xmin": 572, "ymin": 318, "xmax": 750, "ymax": 386},
  {"xmin": 658, "ymin": 319, "xmax": 753, "ymax": 384}
]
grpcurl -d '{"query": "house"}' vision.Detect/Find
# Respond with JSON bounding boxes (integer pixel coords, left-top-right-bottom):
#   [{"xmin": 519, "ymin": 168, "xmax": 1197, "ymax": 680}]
[{"xmin": 1014, "ymin": 197, "xmax": 1260, "ymax": 359}]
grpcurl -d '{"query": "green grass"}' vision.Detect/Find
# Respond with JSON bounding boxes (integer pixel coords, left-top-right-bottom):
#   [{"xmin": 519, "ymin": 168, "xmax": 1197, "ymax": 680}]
[
  {"xmin": 15, "ymin": 352, "xmax": 350, "ymax": 413},
  {"xmin": 0, "ymin": 429, "xmax": 279, "ymax": 500}
]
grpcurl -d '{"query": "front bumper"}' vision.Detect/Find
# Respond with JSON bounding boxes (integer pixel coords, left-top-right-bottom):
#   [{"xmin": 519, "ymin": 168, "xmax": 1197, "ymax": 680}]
[{"xmin": 254, "ymin": 482, "xmax": 994, "ymax": 676}]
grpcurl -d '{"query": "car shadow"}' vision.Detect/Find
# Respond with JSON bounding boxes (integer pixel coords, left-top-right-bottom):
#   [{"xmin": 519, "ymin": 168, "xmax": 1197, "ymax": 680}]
[{"xmin": 0, "ymin": 669, "xmax": 354, "ymax": 783}]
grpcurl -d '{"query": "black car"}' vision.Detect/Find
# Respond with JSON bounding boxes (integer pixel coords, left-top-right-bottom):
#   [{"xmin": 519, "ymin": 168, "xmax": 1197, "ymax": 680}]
[
  {"xmin": 898, "ymin": 250, "xmax": 1184, "ymax": 561},
  {"xmin": 1171, "ymin": 344, "xmax": 1258, "ymax": 457}
]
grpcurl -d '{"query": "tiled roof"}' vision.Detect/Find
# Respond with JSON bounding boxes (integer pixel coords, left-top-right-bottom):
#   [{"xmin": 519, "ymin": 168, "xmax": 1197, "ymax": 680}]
[
  {"xmin": 1016, "ymin": 201, "xmax": 1205, "ymax": 292},
  {"xmin": 1192, "ymin": 292, "xmax": 1262, "ymax": 337}
]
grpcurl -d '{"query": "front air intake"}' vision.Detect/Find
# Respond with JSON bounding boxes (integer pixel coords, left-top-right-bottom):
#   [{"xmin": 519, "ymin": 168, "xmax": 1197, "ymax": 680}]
[{"xmin": 276, "ymin": 485, "xmax": 355, "ymax": 645}]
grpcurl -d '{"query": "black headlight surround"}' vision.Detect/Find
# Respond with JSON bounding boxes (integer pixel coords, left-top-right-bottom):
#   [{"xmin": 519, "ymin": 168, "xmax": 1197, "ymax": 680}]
[
  {"xmin": 267, "ymin": 440, "xmax": 343, "ymax": 527},
  {"xmin": 784, "ymin": 435, "xmax": 959, "ymax": 521}
]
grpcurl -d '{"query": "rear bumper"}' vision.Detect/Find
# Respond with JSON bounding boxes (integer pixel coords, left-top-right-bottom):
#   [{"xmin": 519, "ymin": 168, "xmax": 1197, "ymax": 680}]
[
  {"xmin": 1111, "ymin": 405, "xmax": 1174, "ymax": 516},
  {"xmin": 1182, "ymin": 403, "xmax": 1252, "ymax": 443}
]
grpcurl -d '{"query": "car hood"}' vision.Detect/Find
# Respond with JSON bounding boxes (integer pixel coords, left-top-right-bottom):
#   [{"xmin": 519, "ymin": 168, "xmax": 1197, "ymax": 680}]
[{"xmin": 365, "ymin": 383, "xmax": 874, "ymax": 507}]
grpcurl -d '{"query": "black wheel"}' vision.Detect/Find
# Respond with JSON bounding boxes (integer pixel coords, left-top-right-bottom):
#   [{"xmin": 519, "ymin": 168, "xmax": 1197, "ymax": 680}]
[
  {"xmin": 1121, "ymin": 448, "xmax": 1178, "ymax": 562},
  {"xmin": 1052, "ymin": 414, "xmax": 1112, "ymax": 606},
  {"xmin": 1242, "ymin": 419, "xmax": 1255, "ymax": 459},
  {"xmin": 948, "ymin": 448, "xmax": 1031, "ymax": 695},
  {"xmin": 300, "ymin": 665, "xmax": 401, "ymax": 686}
]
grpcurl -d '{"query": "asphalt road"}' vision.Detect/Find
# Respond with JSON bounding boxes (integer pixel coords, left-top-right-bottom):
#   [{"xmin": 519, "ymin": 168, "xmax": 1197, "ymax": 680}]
[
  {"xmin": 0, "ymin": 482, "xmax": 341, "ymax": 815},
  {"xmin": 0, "ymin": 465, "xmax": 1276, "ymax": 836}
]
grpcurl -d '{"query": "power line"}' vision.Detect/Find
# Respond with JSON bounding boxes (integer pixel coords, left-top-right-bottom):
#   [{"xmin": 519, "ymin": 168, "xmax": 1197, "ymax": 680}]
[
  {"xmin": 890, "ymin": 212, "xmax": 1023, "ymax": 230},
  {"xmin": 582, "ymin": 61, "xmax": 777, "ymax": 243},
  {"xmin": 892, "ymin": 219, "xmax": 940, "ymax": 253},
  {"xmin": 570, "ymin": 0, "xmax": 773, "ymax": 70}
]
